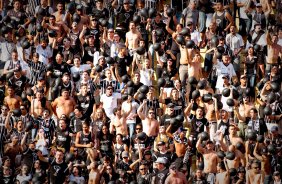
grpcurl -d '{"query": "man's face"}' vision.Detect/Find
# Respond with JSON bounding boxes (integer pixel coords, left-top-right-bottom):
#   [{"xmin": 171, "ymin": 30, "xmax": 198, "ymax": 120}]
[
  {"xmin": 229, "ymin": 126, "xmax": 236, "ymax": 135},
  {"xmin": 105, "ymin": 71, "xmax": 112, "ymax": 79},
  {"xmin": 216, "ymin": 3, "xmax": 223, "ymax": 10},
  {"xmin": 123, "ymin": 2, "xmax": 130, "ymax": 10},
  {"xmin": 57, "ymin": 3, "xmax": 63, "ymax": 12},
  {"xmin": 148, "ymin": 110, "xmax": 155, "ymax": 119},
  {"xmin": 55, "ymin": 151, "xmax": 64, "ymax": 162},
  {"xmin": 134, "ymin": 74, "xmax": 140, "ymax": 82},
  {"xmin": 252, "ymin": 163, "xmax": 260, "ymax": 174},
  {"xmin": 1, "ymin": 106, "xmax": 9, "ymax": 116},
  {"xmin": 255, "ymin": 25, "xmax": 261, "ymax": 33},
  {"xmin": 223, "ymin": 55, "xmax": 230, "ymax": 64},
  {"xmin": 106, "ymin": 87, "xmax": 113, "ymax": 96},
  {"xmin": 7, "ymin": 88, "xmax": 14, "ymax": 96},
  {"xmin": 12, "ymin": 52, "xmax": 18, "ymax": 60},
  {"xmin": 41, "ymin": 41, "xmax": 47, "ymax": 48},
  {"xmin": 272, "ymin": 35, "xmax": 278, "ymax": 43},
  {"xmin": 62, "ymin": 91, "xmax": 69, "ymax": 99},
  {"xmin": 62, "ymin": 75, "xmax": 70, "ymax": 82},
  {"xmin": 59, "ymin": 120, "xmax": 66, "ymax": 129},
  {"xmin": 14, "ymin": 1, "xmax": 21, "ymax": 10},
  {"xmin": 250, "ymin": 110, "xmax": 257, "ymax": 118},
  {"xmin": 96, "ymin": 1, "xmax": 102, "ymax": 8},
  {"xmin": 129, "ymin": 23, "xmax": 136, "ymax": 30},
  {"xmin": 74, "ymin": 58, "xmax": 80, "ymax": 66},
  {"xmin": 196, "ymin": 108, "xmax": 203, "ymax": 117}
]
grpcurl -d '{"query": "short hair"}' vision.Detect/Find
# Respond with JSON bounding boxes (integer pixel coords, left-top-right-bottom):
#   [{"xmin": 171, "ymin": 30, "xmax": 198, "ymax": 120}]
[
  {"xmin": 250, "ymin": 108, "xmax": 258, "ymax": 113},
  {"xmin": 74, "ymin": 105, "xmax": 83, "ymax": 111}
]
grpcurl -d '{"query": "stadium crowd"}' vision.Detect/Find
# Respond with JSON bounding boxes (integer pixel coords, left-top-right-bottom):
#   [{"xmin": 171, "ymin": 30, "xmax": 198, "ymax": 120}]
[{"xmin": 0, "ymin": 0, "xmax": 281, "ymax": 183}]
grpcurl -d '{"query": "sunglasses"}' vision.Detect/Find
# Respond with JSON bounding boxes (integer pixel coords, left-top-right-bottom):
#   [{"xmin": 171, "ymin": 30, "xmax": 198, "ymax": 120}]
[
  {"xmin": 139, "ymin": 168, "xmax": 146, "ymax": 170},
  {"xmin": 107, "ymin": 88, "xmax": 113, "ymax": 90},
  {"xmin": 136, "ymin": 128, "xmax": 142, "ymax": 130}
]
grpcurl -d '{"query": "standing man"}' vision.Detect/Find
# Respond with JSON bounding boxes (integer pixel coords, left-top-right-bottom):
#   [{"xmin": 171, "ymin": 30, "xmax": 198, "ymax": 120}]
[
  {"xmin": 225, "ymin": 25, "xmax": 244, "ymax": 77},
  {"xmin": 196, "ymin": 137, "xmax": 219, "ymax": 184},
  {"xmin": 125, "ymin": 21, "xmax": 142, "ymax": 56},
  {"xmin": 51, "ymin": 89, "xmax": 76, "ymax": 119}
]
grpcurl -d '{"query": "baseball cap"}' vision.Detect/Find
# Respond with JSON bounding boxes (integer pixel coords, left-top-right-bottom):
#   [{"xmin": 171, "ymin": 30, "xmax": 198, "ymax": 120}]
[
  {"xmin": 271, "ymin": 125, "xmax": 278, "ymax": 133},
  {"xmin": 123, "ymin": 0, "xmax": 130, "ymax": 4},
  {"xmin": 256, "ymin": 3, "xmax": 262, "ymax": 7},
  {"xmin": 167, "ymin": 103, "xmax": 175, "ymax": 108},
  {"xmin": 98, "ymin": 56, "xmax": 105, "ymax": 60},
  {"xmin": 122, "ymin": 151, "xmax": 129, "ymax": 158},
  {"xmin": 144, "ymin": 150, "xmax": 152, "ymax": 155},
  {"xmin": 155, "ymin": 157, "xmax": 167, "ymax": 164}
]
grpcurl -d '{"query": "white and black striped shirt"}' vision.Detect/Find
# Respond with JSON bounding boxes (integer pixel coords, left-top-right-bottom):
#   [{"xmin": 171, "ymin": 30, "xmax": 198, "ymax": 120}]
[{"xmin": 99, "ymin": 79, "xmax": 120, "ymax": 94}]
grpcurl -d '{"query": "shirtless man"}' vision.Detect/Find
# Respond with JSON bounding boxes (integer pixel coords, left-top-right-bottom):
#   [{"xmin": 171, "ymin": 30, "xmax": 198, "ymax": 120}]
[
  {"xmin": 253, "ymin": 142, "xmax": 271, "ymax": 181},
  {"xmin": 88, "ymin": 162, "xmax": 101, "ymax": 184},
  {"xmin": 164, "ymin": 164, "xmax": 188, "ymax": 184},
  {"xmin": 52, "ymin": 2, "xmax": 65, "ymax": 23},
  {"xmin": 227, "ymin": 124, "xmax": 243, "ymax": 146},
  {"xmin": 215, "ymin": 158, "xmax": 229, "ymax": 184},
  {"xmin": 166, "ymin": 17, "xmax": 195, "ymax": 83},
  {"xmin": 4, "ymin": 86, "xmax": 22, "ymax": 111},
  {"xmin": 196, "ymin": 138, "xmax": 219, "ymax": 184},
  {"xmin": 204, "ymin": 96, "xmax": 217, "ymax": 141},
  {"xmin": 30, "ymin": 91, "xmax": 51, "ymax": 118},
  {"xmin": 109, "ymin": 98, "xmax": 132, "ymax": 136},
  {"xmin": 43, "ymin": 15, "xmax": 65, "ymax": 44},
  {"xmin": 266, "ymin": 31, "xmax": 282, "ymax": 73},
  {"xmin": 137, "ymin": 100, "xmax": 159, "ymax": 137},
  {"xmin": 188, "ymin": 52, "xmax": 202, "ymax": 81},
  {"xmin": 246, "ymin": 161, "xmax": 265, "ymax": 184},
  {"xmin": 51, "ymin": 89, "xmax": 76, "ymax": 118},
  {"xmin": 125, "ymin": 21, "xmax": 142, "ymax": 55},
  {"xmin": 225, "ymin": 145, "xmax": 245, "ymax": 169}
]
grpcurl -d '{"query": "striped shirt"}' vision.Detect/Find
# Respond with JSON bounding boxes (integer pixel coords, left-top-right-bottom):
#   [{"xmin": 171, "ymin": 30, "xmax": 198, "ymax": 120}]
[
  {"xmin": 99, "ymin": 79, "xmax": 120, "ymax": 94},
  {"xmin": 19, "ymin": 114, "xmax": 34, "ymax": 129},
  {"xmin": 26, "ymin": 60, "xmax": 46, "ymax": 85}
]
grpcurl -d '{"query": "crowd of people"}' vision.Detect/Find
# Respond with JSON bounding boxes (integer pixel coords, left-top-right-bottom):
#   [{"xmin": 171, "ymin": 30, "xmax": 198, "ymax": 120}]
[{"xmin": 0, "ymin": 0, "xmax": 281, "ymax": 183}]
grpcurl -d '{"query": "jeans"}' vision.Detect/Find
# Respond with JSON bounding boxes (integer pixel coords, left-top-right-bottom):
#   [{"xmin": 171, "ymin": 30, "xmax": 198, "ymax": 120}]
[
  {"xmin": 246, "ymin": 74, "xmax": 256, "ymax": 88},
  {"xmin": 128, "ymin": 123, "xmax": 135, "ymax": 139},
  {"xmin": 239, "ymin": 18, "xmax": 252, "ymax": 36}
]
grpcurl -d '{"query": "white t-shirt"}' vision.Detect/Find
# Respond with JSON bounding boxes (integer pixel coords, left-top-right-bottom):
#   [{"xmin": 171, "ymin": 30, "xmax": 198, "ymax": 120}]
[
  {"xmin": 278, "ymin": 38, "xmax": 282, "ymax": 47},
  {"xmin": 70, "ymin": 64, "xmax": 92, "ymax": 76},
  {"xmin": 237, "ymin": 0, "xmax": 249, "ymax": 19},
  {"xmin": 226, "ymin": 33, "xmax": 244, "ymax": 52},
  {"xmin": 215, "ymin": 62, "xmax": 236, "ymax": 89},
  {"xmin": 100, "ymin": 93, "xmax": 121, "ymax": 118},
  {"xmin": 191, "ymin": 30, "xmax": 202, "ymax": 46},
  {"xmin": 36, "ymin": 45, "xmax": 53, "ymax": 65},
  {"xmin": 140, "ymin": 69, "xmax": 154, "ymax": 86},
  {"xmin": 122, "ymin": 101, "xmax": 140, "ymax": 124}
]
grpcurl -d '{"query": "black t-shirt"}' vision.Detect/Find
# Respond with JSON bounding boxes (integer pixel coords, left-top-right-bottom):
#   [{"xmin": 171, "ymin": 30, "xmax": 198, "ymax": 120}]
[
  {"xmin": 154, "ymin": 168, "xmax": 169, "ymax": 184},
  {"xmin": 190, "ymin": 117, "xmax": 208, "ymax": 136},
  {"xmin": 55, "ymin": 128, "xmax": 72, "ymax": 152},
  {"xmin": 21, "ymin": 147, "xmax": 38, "ymax": 169},
  {"xmin": 49, "ymin": 158, "xmax": 68, "ymax": 184},
  {"xmin": 83, "ymin": 45, "xmax": 98, "ymax": 63},
  {"xmin": 217, "ymin": 119, "xmax": 230, "ymax": 136},
  {"xmin": 8, "ymin": 75, "xmax": 29, "ymax": 96},
  {"xmin": 69, "ymin": 116, "xmax": 83, "ymax": 133},
  {"xmin": 160, "ymin": 114, "xmax": 176, "ymax": 128},
  {"xmin": 116, "ymin": 8, "xmax": 134, "ymax": 29},
  {"xmin": 246, "ymin": 118, "xmax": 267, "ymax": 136},
  {"xmin": 54, "ymin": 47, "xmax": 76, "ymax": 63},
  {"xmin": 98, "ymin": 133, "xmax": 114, "ymax": 152},
  {"xmin": 75, "ymin": 93, "xmax": 94, "ymax": 117},
  {"xmin": 115, "ymin": 56, "xmax": 131, "ymax": 77},
  {"xmin": 92, "ymin": 8, "xmax": 109, "ymax": 20},
  {"xmin": 53, "ymin": 61, "xmax": 71, "ymax": 76},
  {"xmin": 89, "ymin": 28, "xmax": 101, "ymax": 49},
  {"xmin": 152, "ymin": 151, "xmax": 173, "ymax": 166}
]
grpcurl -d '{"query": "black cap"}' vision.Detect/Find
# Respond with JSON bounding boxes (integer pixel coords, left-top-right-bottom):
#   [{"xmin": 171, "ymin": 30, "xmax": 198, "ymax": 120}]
[
  {"xmin": 167, "ymin": 103, "xmax": 175, "ymax": 108},
  {"xmin": 157, "ymin": 141, "xmax": 165, "ymax": 146}
]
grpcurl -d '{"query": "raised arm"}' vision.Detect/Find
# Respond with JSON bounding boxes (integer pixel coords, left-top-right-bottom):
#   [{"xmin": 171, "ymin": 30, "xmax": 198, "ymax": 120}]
[
  {"xmin": 5, "ymin": 111, "xmax": 12, "ymax": 132},
  {"xmin": 196, "ymin": 136, "xmax": 206, "ymax": 154},
  {"xmin": 137, "ymin": 100, "xmax": 146, "ymax": 120}
]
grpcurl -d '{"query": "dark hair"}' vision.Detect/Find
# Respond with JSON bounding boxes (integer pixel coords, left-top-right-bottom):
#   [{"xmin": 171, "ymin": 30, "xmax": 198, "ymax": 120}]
[
  {"xmin": 74, "ymin": 105, "xmax": 83, "ymax": 112},
  {"xmin": 250, "ymin": 108, "xmax": 258, "ymax": 113}
]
